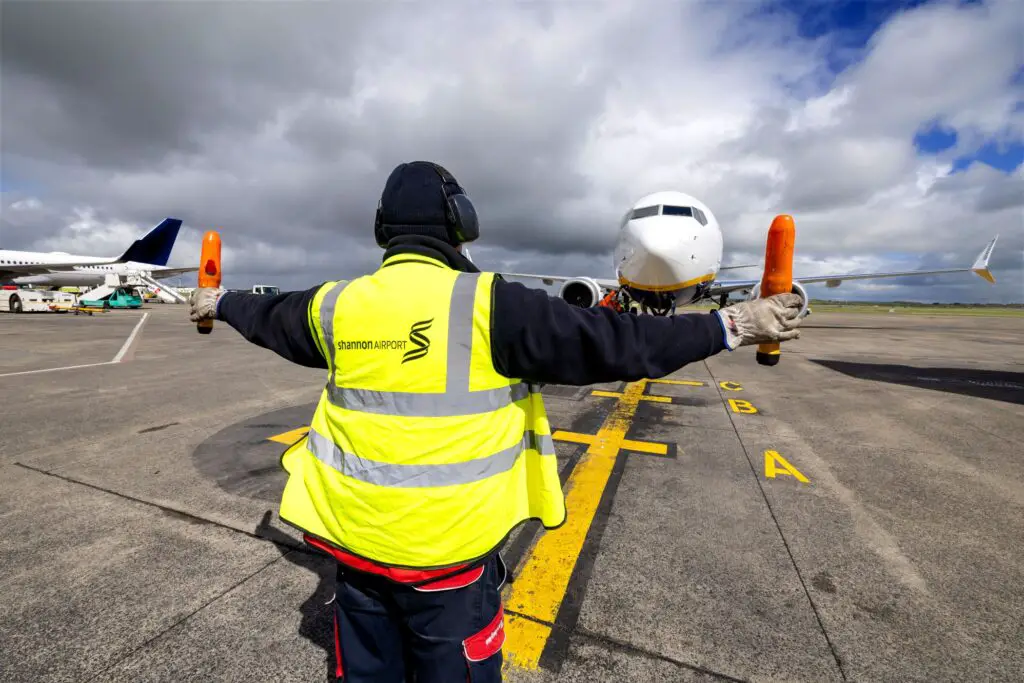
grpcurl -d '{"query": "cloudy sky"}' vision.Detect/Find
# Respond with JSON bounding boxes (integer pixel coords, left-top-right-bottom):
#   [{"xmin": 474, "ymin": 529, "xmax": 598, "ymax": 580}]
[{"xmin": 2, "ymin": 0, "xmax": 1022, "ymax": 303}]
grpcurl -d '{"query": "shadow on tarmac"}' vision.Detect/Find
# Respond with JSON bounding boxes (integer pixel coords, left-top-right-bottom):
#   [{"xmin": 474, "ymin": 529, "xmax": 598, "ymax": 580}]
[
  {"xmin": 254, "ymin": 511, "xmax": 339, "ymax": 682},
  {"xmin": 810, "ymin": 359, "xmax": 1024, "ymax": 405}
]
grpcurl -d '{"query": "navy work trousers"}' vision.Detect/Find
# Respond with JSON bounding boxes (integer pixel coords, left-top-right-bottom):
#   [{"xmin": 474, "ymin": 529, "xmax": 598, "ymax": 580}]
[{"xmin": 330, "ymin": 552, "xmax": 508, "ymax": 682}]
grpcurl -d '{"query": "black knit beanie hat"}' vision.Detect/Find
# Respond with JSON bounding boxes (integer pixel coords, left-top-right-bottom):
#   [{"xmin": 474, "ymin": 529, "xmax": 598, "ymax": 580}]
[{"xmin": 376, "ymin": 161, "xmax": 461, "ymax": 245}]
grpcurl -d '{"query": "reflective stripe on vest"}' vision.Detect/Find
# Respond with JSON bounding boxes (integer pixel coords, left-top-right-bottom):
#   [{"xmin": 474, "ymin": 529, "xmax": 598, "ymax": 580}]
[
  {"xmin": 318, "ymin": 272, "xmax": 528, "ymax": 417},
  {"xmin": 307, "ymin": 427, "xmax": 556, "ymax": 488}
]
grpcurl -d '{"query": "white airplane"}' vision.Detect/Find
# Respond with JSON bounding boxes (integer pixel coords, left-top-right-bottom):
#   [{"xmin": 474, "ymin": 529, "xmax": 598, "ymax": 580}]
[
  {"xmin": 500, "ymin": 190, "xmax": 999, "ymax": 317},
  {"xmin": 0, "ymin": 218, "xmax": 198, "ymax": 288}
]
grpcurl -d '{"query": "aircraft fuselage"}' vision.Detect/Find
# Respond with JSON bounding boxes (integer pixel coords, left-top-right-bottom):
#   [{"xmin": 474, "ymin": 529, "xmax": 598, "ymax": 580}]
[{"xmin": 0, "ymin": 257, "xmax": 175, "ymax": 288}]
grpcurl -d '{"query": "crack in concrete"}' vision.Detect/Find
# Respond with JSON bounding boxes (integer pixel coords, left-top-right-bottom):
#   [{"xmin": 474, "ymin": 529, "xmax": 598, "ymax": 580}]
[
  {"xmin": 84, "ymin": 551, "xmax": 293, "ymax": 682},
  {"xmin": 11, "ymin": 461, "xmax": 322, "ymax": 682},
  {"xmin": 12, "ymin": 461, "xmax": 307, "ymax": 553}
]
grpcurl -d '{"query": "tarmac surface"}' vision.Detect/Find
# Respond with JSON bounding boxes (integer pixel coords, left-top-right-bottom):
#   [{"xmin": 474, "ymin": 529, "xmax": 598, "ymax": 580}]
[{"xmin": 1, "ymin": 303, "xmax": 1022, "ymax": 682}]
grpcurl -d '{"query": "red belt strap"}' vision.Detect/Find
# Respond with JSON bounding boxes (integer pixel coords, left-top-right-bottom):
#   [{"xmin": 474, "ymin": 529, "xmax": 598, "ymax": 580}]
[{"xmin": 304, "ymin": 534, "xmax": 484, "ymax": 589}]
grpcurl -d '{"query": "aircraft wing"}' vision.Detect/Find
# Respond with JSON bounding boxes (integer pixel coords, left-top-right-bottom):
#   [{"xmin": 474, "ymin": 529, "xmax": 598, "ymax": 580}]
[
  {"xmin": 498, "ymin": 265, "xmax": 754, "ymax": 288},
  {"xmin": 498, "ymin": 272, "xmax": 621, "ymax": 291},
  {"xmin": 707, "ymin": 235, "xmax": 999, "ymax": 297},
  {"xmin": 147, "ymin": 266, "xmax": 199, "ymax": 278}
]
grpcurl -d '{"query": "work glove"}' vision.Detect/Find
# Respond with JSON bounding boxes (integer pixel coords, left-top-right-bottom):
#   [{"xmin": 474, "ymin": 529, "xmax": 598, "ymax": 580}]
[
  {"xmin": 189, "ymin": 287, "xmax": 225, "ymax": 323},
  {"xmin": 715, "ymin": 292, "xmax": 803, "ymax": 350}
]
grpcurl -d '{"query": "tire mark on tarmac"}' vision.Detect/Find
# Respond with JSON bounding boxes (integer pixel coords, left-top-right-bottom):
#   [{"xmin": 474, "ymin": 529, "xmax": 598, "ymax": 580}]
[{"xmin": 703, "ymin": 361, "xmax": 849, "ymax": 682}]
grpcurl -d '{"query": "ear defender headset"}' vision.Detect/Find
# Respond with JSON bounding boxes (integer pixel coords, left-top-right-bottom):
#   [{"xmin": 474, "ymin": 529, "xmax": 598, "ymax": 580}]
[{"xmin": 375, "ymin": 162, "xmax": 480, "ymax": 248}]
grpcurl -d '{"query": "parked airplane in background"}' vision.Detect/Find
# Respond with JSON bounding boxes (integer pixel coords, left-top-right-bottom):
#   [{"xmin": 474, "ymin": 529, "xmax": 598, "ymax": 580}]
[
  {"xmin": 501, "ymin": 191, "xmax": 999, "ymax": 317},
  {"xmin": 0, "ymin": 218, "xmax": 197, "ymax": 288}
]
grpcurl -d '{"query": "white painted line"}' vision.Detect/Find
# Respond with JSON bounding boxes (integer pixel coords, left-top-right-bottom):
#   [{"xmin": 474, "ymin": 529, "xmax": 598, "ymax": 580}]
[
  {"xmin": 0, "ymin": 361, "xmax": 115, "ymax": 379},
  {"xmin": 0, "ymin": 311, "xmax": 150, "ymax": 379},
  {"xmin": 112, "ymin": 312, "xmax": 149, "ymax": 363}
]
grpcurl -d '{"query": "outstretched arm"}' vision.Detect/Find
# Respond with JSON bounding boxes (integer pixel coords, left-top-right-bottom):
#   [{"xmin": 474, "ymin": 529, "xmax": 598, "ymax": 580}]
[
  {"xmin": 206, "ymin": 286, "xmax": 329, "ymax": 369},
  {"xmin": 488, "ymin": 277, "xmax": 727, "ymax": 385}
]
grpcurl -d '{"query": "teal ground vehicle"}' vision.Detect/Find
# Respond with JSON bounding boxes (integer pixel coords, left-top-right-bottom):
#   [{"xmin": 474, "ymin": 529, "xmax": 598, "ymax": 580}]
[{"xmin": 80, "ymin": 286, "xmax": 143, "ymax": 309}]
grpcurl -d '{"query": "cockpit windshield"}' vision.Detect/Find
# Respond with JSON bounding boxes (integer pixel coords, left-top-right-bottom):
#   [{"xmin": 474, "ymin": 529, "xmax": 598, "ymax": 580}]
[
  {"xmin": 629, "ymin": 205, "xmax": 659, "ymax": 220},
  {"xmin": 629, "ymin": 204, "xmax": 708, "ymax": 226}
]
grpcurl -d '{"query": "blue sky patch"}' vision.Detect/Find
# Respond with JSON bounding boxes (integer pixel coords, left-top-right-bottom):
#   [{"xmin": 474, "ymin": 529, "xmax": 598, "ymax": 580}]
[
  {"xmin": 913, "ymin": 120, "xmax": 959, "ymax": 154},
  {"xmin": 763, "ymin": 0, "xmax": 934, "ymax": 75},
  {"xmin": 764, "ymin": 0, "xmax": 1023, "ymax": 178},
  {"xmin": 951, "ymin": 140, "xmax": 1024, "ymax": 173}
]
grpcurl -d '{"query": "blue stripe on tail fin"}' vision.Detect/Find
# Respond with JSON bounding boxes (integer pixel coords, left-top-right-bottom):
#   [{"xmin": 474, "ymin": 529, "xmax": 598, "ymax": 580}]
[{"xmin": 117, "ymin": 218, "xmax": 183, "ymax": 266}]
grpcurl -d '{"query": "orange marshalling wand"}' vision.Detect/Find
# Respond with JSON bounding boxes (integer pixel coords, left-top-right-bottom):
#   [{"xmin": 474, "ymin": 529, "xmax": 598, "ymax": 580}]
[
  {"xmin": 196, "ymin": 231, "xmax": 222, "ymax": 335},
  {"xmin": 756, "ymin": 215, "xmax": 795, "ymax": 366}
]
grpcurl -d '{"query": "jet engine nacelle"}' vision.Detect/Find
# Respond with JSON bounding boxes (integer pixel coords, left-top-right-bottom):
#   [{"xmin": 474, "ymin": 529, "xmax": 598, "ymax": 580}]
[
  {"xmin": 747, "ymin": 280, "xmax": 810, "ymax": 318},
  {"xmin": 559, "ymin": 277, "xmax": 603, "ymax": 308}
]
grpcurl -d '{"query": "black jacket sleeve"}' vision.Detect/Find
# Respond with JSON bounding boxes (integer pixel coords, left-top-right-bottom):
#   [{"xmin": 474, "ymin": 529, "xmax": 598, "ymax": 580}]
[
  {"xmin": 215, "ymin": 286, "xmax": 328, "ymax": 369},
  {"xmin": 489, "ymin": 277, "xmax": 727, "ymax": 385}
]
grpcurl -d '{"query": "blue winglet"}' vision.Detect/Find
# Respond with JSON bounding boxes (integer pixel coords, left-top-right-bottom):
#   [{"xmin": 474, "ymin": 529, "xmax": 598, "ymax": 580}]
[{"xmin": 117, "ymin": 218, "xmax": 183, "ymax": 266}]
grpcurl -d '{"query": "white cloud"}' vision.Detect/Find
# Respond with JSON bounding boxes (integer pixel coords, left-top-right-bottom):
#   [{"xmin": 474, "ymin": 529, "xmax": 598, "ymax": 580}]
[
  {"xmin": 845, "ymin": 0, "xmax": 1023, "ymax": 140},
  {"xmin": 9, "ymin": 198, "xmax": 42, "ymax": 211}
]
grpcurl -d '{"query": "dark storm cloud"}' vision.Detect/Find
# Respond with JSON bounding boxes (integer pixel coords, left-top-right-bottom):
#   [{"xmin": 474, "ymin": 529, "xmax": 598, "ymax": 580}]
[
  {"xmin": 1, "ymin": 0, "xmax": 615, "ymax": 269},
  {"xmin": 976, "ymin": 177, "xmax": 1024, "ymax": 214},
  {"xmin": 1, "ymin": 1, "xmax": 370, "ymax": 169},
  {"xmin": 927, "ymin": 165, "xmax": 1024, "ymax": 215}
]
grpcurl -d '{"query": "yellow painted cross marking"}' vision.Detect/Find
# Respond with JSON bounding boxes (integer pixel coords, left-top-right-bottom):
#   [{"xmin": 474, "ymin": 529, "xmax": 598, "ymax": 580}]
[
  {"xmin": 764, "ymin": 450, "xmax": 809, "ymax": 483},
  {"xmin": 649, "ymin": 378, "xmax": 706, "ymax": 386},
  {"xmin": 267, "ymin": 426, "xmax": 309, "ymax": 444},
  {"xmin": 591, "ymin": 389, "xmax": 672, "ymax": 403},
  {"xmin": 719, "ymin": 380, "xmax": 743, "ymax": 391},
  {"xmin": 593, "ymin": 378, "xmax": 705, "ymax": 405},
  {"xmin": 503, "ymin": 379, "xmax": 668, "ymax": 671},
  {"xmin": 551, "ymin": 429, "xmax": 668, "ymax": 455},
  {"xmin": 728, "ymin": 398, "xmax": 759, "ymax": 414}
]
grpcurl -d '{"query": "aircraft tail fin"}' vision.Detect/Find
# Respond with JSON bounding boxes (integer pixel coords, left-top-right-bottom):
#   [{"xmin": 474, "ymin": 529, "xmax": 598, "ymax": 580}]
[
  {"xmin": 971, "ymin": 235, "xmax": 998, "ymax": 284},
  {"xmin": 117, "ymin": 218, "xmax": 183, "ymax": 266}
]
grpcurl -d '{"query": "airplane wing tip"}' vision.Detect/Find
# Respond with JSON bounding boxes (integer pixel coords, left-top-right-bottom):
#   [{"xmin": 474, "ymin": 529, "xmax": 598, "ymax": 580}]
[
  {"xmin": 971, "ymin": 234, "xmax": 999, "ymax": 283},
  {"xmin": 973, "ymin": 268, "xmax": 996, "ymax": 284}
]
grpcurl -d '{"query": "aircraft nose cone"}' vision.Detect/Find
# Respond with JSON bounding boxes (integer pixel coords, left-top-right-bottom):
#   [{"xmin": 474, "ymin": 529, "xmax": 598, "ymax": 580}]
[
  {"xmin": 636, "ymin": 227, "xmax": 691, "ymax": 268},
  {"xmin": 627, "ymin": 226, "xmax": 698, "ymax": 290}
]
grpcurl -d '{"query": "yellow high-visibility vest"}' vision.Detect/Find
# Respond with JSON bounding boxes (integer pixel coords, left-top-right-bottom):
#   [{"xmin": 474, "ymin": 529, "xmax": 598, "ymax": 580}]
[{"xmin": 277, "ymin": 252, "xmax": 567, "ymax": 569}]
